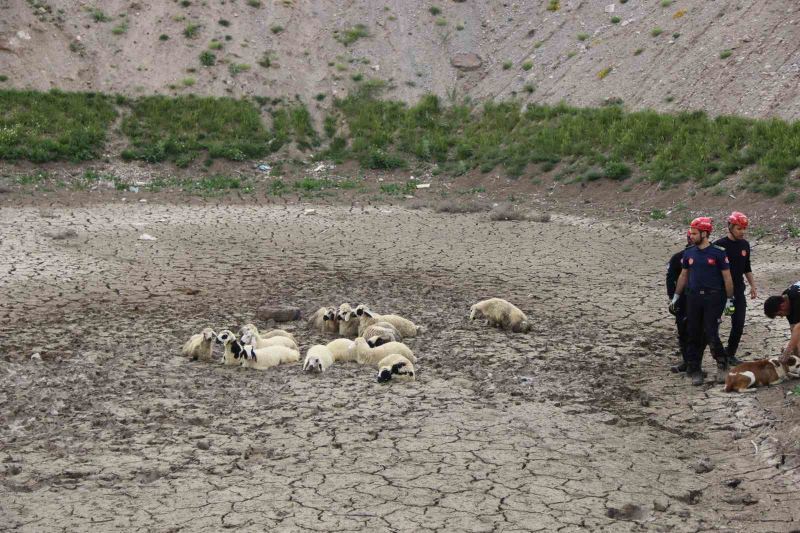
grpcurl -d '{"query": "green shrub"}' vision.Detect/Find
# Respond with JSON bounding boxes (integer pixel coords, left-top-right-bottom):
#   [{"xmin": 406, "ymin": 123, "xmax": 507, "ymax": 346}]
[
  {"xmin": 651, "ymin": 27, "xmax": 663, "ymax": 37},
  {"xmin": 522, "ymin": 61, "xmax": 533, "ymax": 71},
  {"xmin": 720, "ymin": 49, "xmax": 732, "ymax": 59},
  {"xmin": 429, "ymin": 6, "xmax": 441, "ymax": 15},
  {"xmin": 0, "ymin": 90, "xmax": 116, "ymax": 161},
  {"xmin": 270, "ymin": 25, "xmax": 284, "ymax": 34},
  {"xmin": 335, "ymin": 24, "xmax": 369, "ymax": 46},
  {"xmin": 199, "ymin": 51, "xmax": 216, "ymax": 66},
  {"xmin": 184, "ymin": 24, "xmax": 201, "ymax": 38}
]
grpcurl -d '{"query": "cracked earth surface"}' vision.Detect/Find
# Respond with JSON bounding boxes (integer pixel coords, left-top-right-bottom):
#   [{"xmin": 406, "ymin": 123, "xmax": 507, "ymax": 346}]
[{"xmin": 1, "ymin": 202, "xmax": 799, "ymax": 532}]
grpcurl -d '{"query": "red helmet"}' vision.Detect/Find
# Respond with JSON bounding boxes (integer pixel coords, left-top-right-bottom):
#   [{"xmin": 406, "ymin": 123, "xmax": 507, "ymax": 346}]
[
  {"xmin": 727, "ymin": 211, "xmax": 749, "ymax": 229},
  {"xmin": 690, "ymin": 216, "xmax": 713, "ymax": 234}
]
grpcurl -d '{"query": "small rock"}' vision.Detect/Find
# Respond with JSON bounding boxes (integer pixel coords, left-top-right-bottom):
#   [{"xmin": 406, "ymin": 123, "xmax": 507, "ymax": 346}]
[
  {"xmin": 722, "ymin": 493, "xmax": 758, "ymax": 505},
  {"xmin": 5, "ymin": 464, "xmax": 22, "ymax": 475},
  {"xmin": 303, "ymin": 208, "xmax": 316, "ymax": 215},
  {"xmin": 694, "ymin": 458, "xmax": 714, "ymax": 474},
  {"xmin": 450, "ymin": 52, "xmax": 483, "ymax": 71},
  {"xmin": 605, "ymin": 4, "xmax": 615, "ymax": 13},
  {"xmin": 30, "ymin": 352, "xmax": 42, "ymax": 362},
  {"xmin": 416, "ymin": 183, "xmax": 431, "ymax": 189},
  {"xmin": 639, "ymin": 392, "xmax": 651, "ymax": 407},
  {"xmin": 677, "ymin": 489, "xmax": 702, "ymax": 505},
  {"xmin": 138, "ymin": 233, "xmax": 157, "ymax": 241},
  {"xmin": 606, "ymin": 503, "xmax": 643, "ymax": 520},
  {"xmin": 139, "ymin": 199, "xmax": 147, "ymax": 203},
  {"xmin": 0, "ymin": 185, "xmax": 11, "ymax": 194},
  {"xmin": 128, "ymin": 186, "xmax": 139, "ymax": 193},
  {"xmin": 724, "ymin": 478, "xmax": 742, "ymax": 488},
  {"xmin": 257, "ymin": 163, "xmax": 271, "ymax": 172},
  {"xmin": 256, "ymin": 306, "xmax": 302, "ymax": 323},
  {"xmin": 653, "ymin": 498, "xmax": 669, "ymax": 512},
  {"xmin": 45, "ymin": 228, "xmax": 78, "ymax": 240},
  {"xmin": 197, "ymin": 440, "xmax": 211, "ymax": 450}
]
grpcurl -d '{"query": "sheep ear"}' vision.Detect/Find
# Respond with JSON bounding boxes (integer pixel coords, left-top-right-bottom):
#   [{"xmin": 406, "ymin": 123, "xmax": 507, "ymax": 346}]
[{"xmin": 363, "ymin": 310, "xmax": 373, "ymax": 318}]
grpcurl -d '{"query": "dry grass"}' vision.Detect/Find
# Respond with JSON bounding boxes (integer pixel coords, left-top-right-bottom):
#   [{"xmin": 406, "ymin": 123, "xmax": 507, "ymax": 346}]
[
  {"xmin": 489, "ymin": 203, "xmax": 550, "ymax": 222},
  {"xmin": 434, "ymin": 199, "xmax": 491, "ymax": 213}
]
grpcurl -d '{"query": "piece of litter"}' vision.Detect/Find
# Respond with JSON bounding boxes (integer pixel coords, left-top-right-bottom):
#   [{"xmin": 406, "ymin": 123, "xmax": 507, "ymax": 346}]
[
  {"xmin": 416, "ymin": 183, "xmax": 431, "ymax": 189},
  {"xmin": 404, "ymin": 195, "xmax": 415, "ymax": 199},
  {"xmin": 129, "ymin": 186, "xmax": 139, "ymax": 193},
  {"xmin": 138, "ymin": 233, "xmax": 157, "ymax": 241},
  {"xmin": 303, "ymin": 209, "xmax": 316, "ymax": 215},
  {"xmin": 257, "ymin": 164, "xmax": 271, "ymax": 172},
  {"xmin": 409, "ymin": 175, "xmax": 416, "ymax": 180},
  {"xmin": 139, "ymin": 199, "xmax": 147, "ymax": 203},
  {"xmin": 729, "ymin": 194, "xmax": 736, "ymax": 199}
]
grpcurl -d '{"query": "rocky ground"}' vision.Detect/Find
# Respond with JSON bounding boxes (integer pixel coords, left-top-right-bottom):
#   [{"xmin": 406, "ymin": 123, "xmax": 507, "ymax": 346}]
[{"xmin": 1, "ymin": 199, "xmax": 800, "ymax": 531}]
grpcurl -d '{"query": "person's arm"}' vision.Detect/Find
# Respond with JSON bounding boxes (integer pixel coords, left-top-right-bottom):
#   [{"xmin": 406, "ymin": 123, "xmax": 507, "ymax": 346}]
[
  {"xmin": 722, "ymin": 270, "xmax": 733, "ymax": 298},
  {"xmin": 666, "ymin": 256, "xmax": 680, "ymax": 298},
  {"xmin": 745, "ymin": 272, "xmax": 757, "ymax": 299},
  {"xmin": 782, "ymin": 322, "xmax": 800, "ymax": 360},
  {"xmin": 675, "ymin": 269, "xmax": 688, "ymax": 297}
]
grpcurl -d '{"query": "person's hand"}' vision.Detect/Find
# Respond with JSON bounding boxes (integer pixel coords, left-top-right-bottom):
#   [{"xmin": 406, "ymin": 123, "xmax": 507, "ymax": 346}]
[
  {"xmin": 724, "ymin": 297, "xmax": 736, "ymax": 316},
  {"xmin": 669, "ymin": 294, "xmax": 679, "ymax": 315},
  {"xmin": 750, "ymin": 286, "xmax": 758, "ymax": 299}
]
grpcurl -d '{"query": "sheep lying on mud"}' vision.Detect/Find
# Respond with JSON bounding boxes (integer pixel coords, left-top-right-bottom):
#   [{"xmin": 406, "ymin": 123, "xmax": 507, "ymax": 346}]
[
  {"xmin": 239, "ymin": 323, "xmax": 298, "ymax": 350},
  {"xmin": 303, "ymin": 345, "xmax": 334, "ymax": 373},
  {"xmin": 181, "ymin": 327, "xmax": 216, "ymax": 362},
  {"xmin": 337, "ymin": 303, "xmax": 360, "ymax": 338},
  {"xmin": 353, "ymin": 337, "xmax": 416, "ymax": 366},
  {"xmin": 376, "ymin": 353, "xmax": 416, "ymax": 383},
  {"xmin": 470, "ymin": 298, "xmax": 531, "ymax": 333},
  {"xmin": 362, "ymin": 322, "xmax": 402, "ymax": 347},
  {"xmin": 216, "ymin": 329, "xmax": 299, "ymax": 369},
  {"xmin": 239, "ymin": 323, "xmax": 297, "ymax": 346},
  {"xmin": 356, "ymin": 306, "xmax": 419, "ymax": 338},
  {"xmin": 310, "ymin": 306, "xmax": 338, "ymax": 335}
]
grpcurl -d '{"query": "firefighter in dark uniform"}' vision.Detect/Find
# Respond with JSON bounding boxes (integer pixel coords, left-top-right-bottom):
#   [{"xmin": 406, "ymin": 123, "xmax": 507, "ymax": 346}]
[
  {"xmin": 763, "ymin": 281, "xmax": 800, "ymax": 362},
  {"xmin": 671, "ymin": 217, "xmax": 735, "ymax": 386},
  {"xmin": 666, "ymin": 231, "xmax": 706, "ymax": 373},
  {"xmin": 713, "ymin": 211, "xmax": 757, "ymax": 366}
]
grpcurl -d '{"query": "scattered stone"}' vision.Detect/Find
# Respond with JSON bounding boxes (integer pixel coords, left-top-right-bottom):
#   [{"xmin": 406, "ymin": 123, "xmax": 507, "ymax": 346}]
[
  {"xmin": 5, "ymin": 464, "xmax": 22, "ymax": 476},
  {"xmin": 257, "ymin": 163, "xmax": 271, "ymax": 172},
  {"xmin": 416, "ymin": 183, "xmax": 431, "ymax": 189},
  {"xmin": 722, "ymin": 493, "xmax": 758, "ymax": 505},
  {"xmin": 639, "ymin": 391, "xmax": 651, "ymax": 407},
  {"xmin": 45, "ymin": 228, "xmax": 78, "ymax": 240},
  {"xmin": 197, "ymin": 440, "xmax": 211, "ymax": 450},
  {"xmin": 653, "ymin": 498, "xmax": 669, "ymax": 512},
  {"xmin": 450, "ymin": 52, "xmax": 483, "ymax": 71},
  {"xmin": 138, "ymin": 233, "xmax": 157, "ymax": 241},
  {"xmin": 256, "ymin": 306, "xmax": 301, "ymax": 323},
  {"xmin": 0, "ymin": 185, "xmax": 11, "ymax": 194},
  {"xmin": 30, "ymin": 352, "xmax": 42, "ymax": 362},
  {"xmin": 606, "ymin": 503, "xmax": 643, "ymax": 520},
  {"xmin": 128, "ymin": 186, "xmax": 140, "ymax": 193},
  {"xmin": 693, "ymin": 457, "xmax": 714, "ymax": 474},
  {"xmin": 724, "ymin": 478, "xmax": 742, "ymax": 488},
  {"xmin": 677, "ymin": 489, "xmax": 703, "ymax": 505},
  {"xmin": 605, "ymin": 4, "xmax": 615, "ymax": 13},
  {"xmin": 139, "ymin": 199, "xmax": 147, "ymax": 203},
  {"xmin": 303, "ymin": 208, "xmax": 316, "ymax": 215}
]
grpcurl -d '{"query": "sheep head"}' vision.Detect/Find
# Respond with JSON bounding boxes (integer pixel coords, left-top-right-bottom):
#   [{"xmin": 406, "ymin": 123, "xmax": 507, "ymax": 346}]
[
  {"xmin": 215, "ymin": 329, "xmax": 236, "ymax": 346},
  {"xmin": 201, "ymin": 328, "xmax": 217, "ymax": 341}
]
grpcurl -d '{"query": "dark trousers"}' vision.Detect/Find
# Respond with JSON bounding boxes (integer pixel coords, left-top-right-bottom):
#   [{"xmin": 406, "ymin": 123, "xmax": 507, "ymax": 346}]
[
  {"xmin": 725, "ymin": 290, "xmax": 747, "ymax": 358},
  {"xmin": 676, "ymin": 306, "xmax": 706, "ymax": 363},
  {"xmin": 685, "ymin": 290, "xmax": 727, "ymax": 371}
]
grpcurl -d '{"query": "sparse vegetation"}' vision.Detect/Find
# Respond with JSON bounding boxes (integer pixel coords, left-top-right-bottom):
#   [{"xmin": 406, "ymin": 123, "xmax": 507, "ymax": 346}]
[
  {"xmin": 183, "ymin": 23, "xmax": 201, "ymax": 38},
  {"xmin": 209, "ymin": 40, "xmax": 223, "ymax": 50},
  {"xmin": 597, "ymin": 67, "xmax": 612, "ymax": 79},
  {"xmin": 429, "ymin": 6, "xmax": 442, "ymax": 15},
  {"xmin": 247, "ymin": 0, "xmax": 262, "ymax": 7},
  {"xmin": 546, "ymin": 0, "xmax": 560, "ymax": 12},
  {"xmin": 634, "ymin": 48, "xmax": 644, "ymax": 56},
  {"xmin": 335, "ymin": 24, "xmax": 369, "ymax": 46},
  {"xmin": 577, "ymin": 33, "xmax": 589, "ymax": 41},
  {"xmin": 90, "ymin": 8, "xmax": 111, "ymax": 22},
  {"xmin": 228, "ymin": 63, "xmax": 251, "ymax": 76},
  {"xmin": 218, "ymin": 19, "xmax": 230, "ymax": 27},
  {"xmin": 522, "ymin": 61, "xmax": 533, "ymax": 71},
  {"xmin": 199, "ymin": 51, "xmax": 216, "ymax": 66},
  {"xmin": 524, "ymin": 84, "xmax": 535, "ymax": 93},
  {"xmin": 181, "ymin": 77, "xmax": 196, "ymax": 87},
  {"xmin": 159, "ymin": 34, "xmax": 169, "ymax": 41},
  {"xmin": 0, "ymin": 75, "xmax": 8, "ymax": 82},
  {"xmin": 784, "ymin": 192, "xmax": 797, "ymax": 204},
  {"xmin": 611, "ymin": 16, "xmax": 620, "ymax": 24},
  {"xmin": 112, "ymin": 20, "xmax": 128, "ymax": 35},
  {"xmin": 650, "ymin": 209, "xmax": 667, "ymax": 220},
  {"xmin": 502, "ymin": 61, "xmax": 513, "ymax": 70},
  {"xmin": 270, "ymin": 25, "xmax": 284, "ymax": 34},
  {"xmin": 351, "ymin": 73, "xmax": 364, "ymax": 82},
  {"xmin": 435, "ymin": 18, "xmax": 447, "ymax": 26},
  {"xmin": 651, "ymin": 28, "xmax": 663, "ymax": 37},
  {"xmin": 720, "ymin": 49, "xmax": 732, "ymax": 59}
]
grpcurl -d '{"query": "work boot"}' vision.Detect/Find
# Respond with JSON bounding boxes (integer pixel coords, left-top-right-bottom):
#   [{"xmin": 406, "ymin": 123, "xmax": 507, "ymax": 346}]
[
  {"xmin": 688, "ymin": 369, "xmax": 705, "ymax": 386},
  {"xmin": 670, "ymin": 361, "xmax": 687, "ymax": 373},
  {"xmin": 727, "ymin": 356, "xmax": 742, "ymax": 367},
  {"xmin": 716, "ymin": 361, "xmax": 729, "ymax": 384}
]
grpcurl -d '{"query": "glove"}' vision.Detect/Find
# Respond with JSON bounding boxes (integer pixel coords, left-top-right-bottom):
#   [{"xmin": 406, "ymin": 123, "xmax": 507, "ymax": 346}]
[
  {"xmin": 724, "ymin": 297, "xmax": 735, "ymax": 316},
  {"xmin": 668, "ymin": 294, "xmax": 679, "ymax": 315}
]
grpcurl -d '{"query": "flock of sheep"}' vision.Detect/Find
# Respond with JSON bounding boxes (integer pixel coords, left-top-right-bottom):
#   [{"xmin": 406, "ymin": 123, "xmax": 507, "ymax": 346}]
[{"xmin": 180, "ymin": 298, "xmax": 531, "ymax": 383}]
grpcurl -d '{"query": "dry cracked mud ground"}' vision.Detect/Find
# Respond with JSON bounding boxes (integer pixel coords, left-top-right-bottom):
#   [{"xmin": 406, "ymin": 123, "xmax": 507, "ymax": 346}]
[{"xmin": 1, "ymin": 201, "xmax": 800, "ymax": 532}]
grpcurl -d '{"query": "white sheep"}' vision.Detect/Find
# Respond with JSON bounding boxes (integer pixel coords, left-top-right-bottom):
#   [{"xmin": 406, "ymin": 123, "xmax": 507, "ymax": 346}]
[
  {"xmin": 469, "ymin": 298, "xmax": 531, "ymax": 333},
  {"xmin": 353, "ymin": 337, "xmax": 416, "ymax": 366},
  {"xmin": 356, "ymin": 306, "xmax": 419, "ymax": 338},
  {"xmin": 239, "ymin": 324, "xmax": 298, "ymax": 350},
  {"xmin": 326, "ymin": 338, "xmax": 358, "ymax": 362},
  {"xmin": 376, "ymin": 353, "xmax": 416, "ymax": 383},
  {"xmin": 337, "ymin": 303, "xmax": 360, "ymax": 338},
  {"xmin": 239, "ymin": 323, "xmax": 297, "ymax": 345},
  {"xmin": 309, "ymin": 306, "xmax": 338, "ymax": 335},
  {"xmin": 303, "ymin": 345, "xmax": 334, "ymax": 373},
  {"xmin": 181, "ymin": 327, "xmax": 217, "ymax": 362},
  {"xmin": 240, "ymin": 344, "xmax": 300, "ymax": 370},
  {"xmin": 363, "ymin": 321, "xmax": 402, "ymax": 347}
]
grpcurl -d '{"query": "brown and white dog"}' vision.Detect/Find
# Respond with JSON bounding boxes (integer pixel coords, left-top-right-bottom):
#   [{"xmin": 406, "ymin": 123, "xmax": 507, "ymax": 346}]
[{"xmin": 724, "ymin": 356, "xmax": 800, "ymax": 392}]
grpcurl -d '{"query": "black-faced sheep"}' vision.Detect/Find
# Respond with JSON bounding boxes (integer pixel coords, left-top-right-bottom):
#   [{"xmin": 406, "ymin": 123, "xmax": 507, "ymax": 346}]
[
  {"xmin": 240, "ymin": 344, "xmax": 300, "ymax": 370},
  {"xmin": 363, "ymin": 321, "xmax": 402, "ymax": 347},
  {"xmin": 356, "ymin": 306, "xmax": 419, "ymax": 338},
  {"xmin": 181, "ymin": 327, "xmax": 217, "ymax": 362},
  {"xmin": 303, "ymin": 345, "xmax": 334, "ymax": 373},
  {"xmin": 337, "ymin": 303, "xmax": 360, "ymax": 338},
  {"xmin": 353, "ymin": 337, "xmax": 416, "ymax": 366},
  {"xmin": 309, "ymin": 306, "xmax": 338, "ymax": 335},
  {"xmin": 376, "ymin": 353, "xmax": 416, "ymax": 383},
  {"xmin": 215, "ymin": 329, "xmax": 245, "ymax": 366},
  {"xmin": 469, "ymin": 298, "xmax": 531, "ymax": 333}
]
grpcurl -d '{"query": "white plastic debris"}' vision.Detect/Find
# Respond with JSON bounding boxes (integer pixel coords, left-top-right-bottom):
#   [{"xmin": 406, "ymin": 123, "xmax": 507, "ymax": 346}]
[
  {"xmin": 138, "ymin": 233, "xmax": 157, "ymax": 241},
  {"xmin": 416, "ymin": 183, "xmax": 431, "ymax": 189},
  {"xmin": 303, "ymin": 208, "xmax": 316, "ymax": 215},
  {"xmin": 257, "ymin": 163, "xmax": 271, "ymax": 172},
  {"xmin": 404, "ymin": 195, "xmax": 415, "ymax": 199},
  {"xmin": 129, "ymin": 186, "xmax": 140, "ymax": 193}
]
